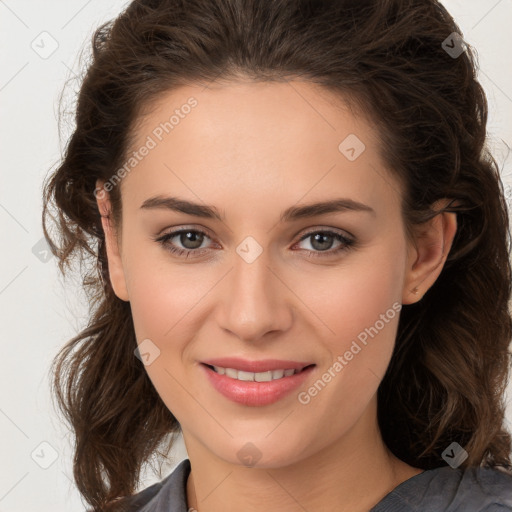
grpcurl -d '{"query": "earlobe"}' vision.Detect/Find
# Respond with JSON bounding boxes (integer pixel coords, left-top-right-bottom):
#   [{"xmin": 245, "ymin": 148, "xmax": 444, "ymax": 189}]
[
  {"xmin": 95, "ymin": 179, "xmax": 130, "ymax": 302},
  {"xmin": 402, "ymin": 199, "xmax": 457, "ymax": 305}
]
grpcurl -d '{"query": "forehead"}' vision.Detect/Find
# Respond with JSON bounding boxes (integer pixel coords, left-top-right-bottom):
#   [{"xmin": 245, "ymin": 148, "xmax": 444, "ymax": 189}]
[
  {"xmin": 131, "ymin": 79, "xmax": 374, "ymax": 152},
  {"xmin": 121, "ymin": 79, "xmax": 402, "ymax": 217}
]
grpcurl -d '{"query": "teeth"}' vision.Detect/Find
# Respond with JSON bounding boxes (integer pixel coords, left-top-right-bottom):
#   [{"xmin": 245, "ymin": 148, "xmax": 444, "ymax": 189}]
[
  {"xmin": 271, "ymin": 369, "xmax": 284, "ymax": 380},
  {"xmin": 213, "ymin": 365, "xmax": 226, "ymax": 375},
  {"xmin": 225, "ymin": 367, "xmax": 237, "ymax": 379},
  {"xmin": 211, "ymin": 365, "xmax": 299, "ymax": 381}
]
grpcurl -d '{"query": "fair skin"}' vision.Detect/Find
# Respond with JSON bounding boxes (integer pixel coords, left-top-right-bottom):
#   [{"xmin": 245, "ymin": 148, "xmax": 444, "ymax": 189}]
[{"xmin": 96, "ymin": 79, "xmax": 456, "ymax": 512}]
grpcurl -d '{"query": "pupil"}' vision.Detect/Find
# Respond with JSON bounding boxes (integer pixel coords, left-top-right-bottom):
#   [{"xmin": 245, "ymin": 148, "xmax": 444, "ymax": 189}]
[
  {"xmin": 182, "ymin": 231, "xmax": 203, "ymax": 249},
  {"xmin": 311, "ymin": 233, "xmax": 333, "ymax": 251}
]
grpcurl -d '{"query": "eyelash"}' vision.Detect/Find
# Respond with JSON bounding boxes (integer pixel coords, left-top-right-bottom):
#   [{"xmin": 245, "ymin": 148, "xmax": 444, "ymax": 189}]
[{"xmin": 153, "ymin": 227, "xmax": 356, "ymax": 259}]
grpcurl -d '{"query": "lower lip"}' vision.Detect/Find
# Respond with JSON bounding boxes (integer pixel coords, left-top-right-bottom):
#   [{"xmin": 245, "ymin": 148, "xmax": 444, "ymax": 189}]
[{"xmin": 200, "ymin": 363, "xmax": 316, "ymax": 407}]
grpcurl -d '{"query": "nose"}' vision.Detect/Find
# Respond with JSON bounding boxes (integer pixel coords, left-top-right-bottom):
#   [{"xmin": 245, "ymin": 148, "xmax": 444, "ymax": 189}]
[{"xmin": 215, "ymin": 249, "xmax": 293, "ymax": 343}]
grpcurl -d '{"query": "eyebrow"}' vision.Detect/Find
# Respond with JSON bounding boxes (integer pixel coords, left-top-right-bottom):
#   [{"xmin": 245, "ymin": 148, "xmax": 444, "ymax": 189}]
[{"xmin": 139, "ymin": 195, "xmax": 376, "ymax": 222}]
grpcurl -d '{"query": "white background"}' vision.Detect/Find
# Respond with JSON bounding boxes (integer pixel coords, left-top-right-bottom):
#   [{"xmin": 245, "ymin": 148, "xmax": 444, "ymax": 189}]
[{"xmin": 1, "ymin": 1, "xmax": 511, "ymax": 510}]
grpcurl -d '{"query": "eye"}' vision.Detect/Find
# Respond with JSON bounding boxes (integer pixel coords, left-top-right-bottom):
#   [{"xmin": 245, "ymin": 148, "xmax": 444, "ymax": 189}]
[
  {"xmin": 153, "ymin": 227, "xmax": 356, "ymax": 259},
  {"xmin": 154, "ymin": 228, "xmax": 213, "ymax": 258},
  {"xmin": 293, "ymin": 229, "xmax": 355, "ymax": 258}
]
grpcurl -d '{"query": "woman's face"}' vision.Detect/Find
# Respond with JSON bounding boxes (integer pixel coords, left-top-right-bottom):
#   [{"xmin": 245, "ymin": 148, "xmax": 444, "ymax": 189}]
[{"xmin": 97, "ymin": 79, "xmax": 448, "ymax": 468}]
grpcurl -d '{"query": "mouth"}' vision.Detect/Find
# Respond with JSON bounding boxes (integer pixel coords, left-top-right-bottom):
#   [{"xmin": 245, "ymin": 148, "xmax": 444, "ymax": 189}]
[
  {"xmin": 199, "ymin": 359, "xmax": 317, "ymax": 407},
  {"xmin": 202, "ymin": 363, "xmax": 316, "ymax": 382}
]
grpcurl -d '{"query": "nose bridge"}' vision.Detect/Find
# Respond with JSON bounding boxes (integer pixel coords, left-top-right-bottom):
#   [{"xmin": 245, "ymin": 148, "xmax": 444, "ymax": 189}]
[{"xmin": 218, "ymin": 243, "xmax": 291, "ymax": 341}]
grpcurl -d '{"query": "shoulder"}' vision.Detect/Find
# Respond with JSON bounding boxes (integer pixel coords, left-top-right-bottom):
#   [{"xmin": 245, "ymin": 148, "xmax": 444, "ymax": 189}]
[
  {"xmin": 371, "ymin": 465, "xmax": 512, "ymax": 512},
  {"xmin": 452, "ymin": 466, "xmax": 512, "ymax": 510},
  {"xmin": 114, "ymin": 458, "xmax": 191, "ymax": 512}
]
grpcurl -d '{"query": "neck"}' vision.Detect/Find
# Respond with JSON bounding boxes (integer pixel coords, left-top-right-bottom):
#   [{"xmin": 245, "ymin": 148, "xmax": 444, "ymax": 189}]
[{"xmin": 183, "ymin": 398, "xmax": 423, "ymax": 512}]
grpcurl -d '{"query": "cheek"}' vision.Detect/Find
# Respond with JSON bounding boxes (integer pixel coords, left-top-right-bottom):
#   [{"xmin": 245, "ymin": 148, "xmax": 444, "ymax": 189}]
[
  {"xmin": 296, "ymin": 241, "xmax": 405, "ymax": 393},
  {"xmin": 122, "ymin": 233, "xmax": 203, "ymax": 340},
  {"xmin": 297, "ymin": 238, "xmax": 404, "ymax": 338},
  {"xmin": 125, "ymin": 250, "xmax": 207, "ymax": 416},
  {"xmin": 128, "ymin": 266, "xmax": 206, "ymax": 356}
]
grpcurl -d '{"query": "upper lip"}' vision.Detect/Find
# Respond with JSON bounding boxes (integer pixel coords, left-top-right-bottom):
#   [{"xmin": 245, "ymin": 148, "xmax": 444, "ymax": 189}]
[{"xmin": 201, "ymin": 357, "xmax": 315, "ymax": 373}]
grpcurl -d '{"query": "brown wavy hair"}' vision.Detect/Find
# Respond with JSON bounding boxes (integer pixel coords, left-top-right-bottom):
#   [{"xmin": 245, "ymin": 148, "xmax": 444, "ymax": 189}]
[{"xmin": 42, "ymin": 0, "xmax": 512, "ymax": 509}]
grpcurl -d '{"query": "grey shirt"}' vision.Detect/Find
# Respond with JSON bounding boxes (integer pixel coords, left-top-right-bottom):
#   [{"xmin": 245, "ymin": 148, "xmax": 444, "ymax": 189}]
[{"xmin": 122, "ymin": 458, "xmax": 512, "ymax": 511}]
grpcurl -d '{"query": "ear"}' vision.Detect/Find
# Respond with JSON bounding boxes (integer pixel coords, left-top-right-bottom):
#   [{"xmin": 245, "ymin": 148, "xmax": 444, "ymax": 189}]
[
  {"xmin": 402, "ymin": 199, "xmax": 457, "ymax": 305},
  {"xmin": 95, "ymin": 179, "xmax": 129, "ymax": 301}
]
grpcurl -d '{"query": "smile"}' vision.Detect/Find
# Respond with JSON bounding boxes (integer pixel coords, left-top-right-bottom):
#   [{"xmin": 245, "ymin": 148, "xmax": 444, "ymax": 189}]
[
  {"xmin": 207, "ymin": 365, "xmax": 305, "ymax": 381},
  {"xmin": 200, "ymin": 362, "xmax": 316, "ymax": 406}
]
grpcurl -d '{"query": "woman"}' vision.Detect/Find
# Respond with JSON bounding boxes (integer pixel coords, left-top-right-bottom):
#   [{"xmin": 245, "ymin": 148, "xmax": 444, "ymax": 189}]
[{"xmin": 42, "ymin": 0, "xmax": 512, "ymax": 510}]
